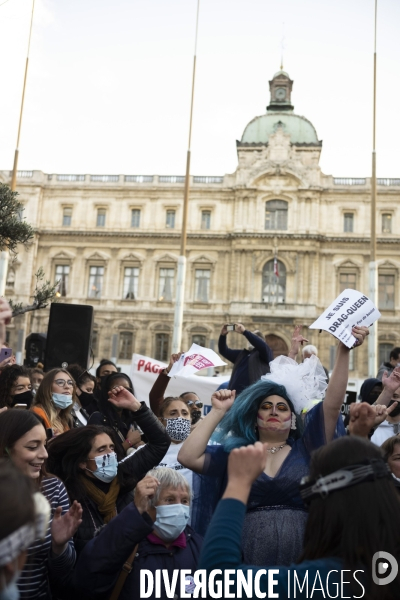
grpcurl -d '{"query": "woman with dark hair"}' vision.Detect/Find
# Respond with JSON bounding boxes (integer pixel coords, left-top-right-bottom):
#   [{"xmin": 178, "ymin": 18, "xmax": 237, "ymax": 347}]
[
  {"xmin": 381, "ymin": 434, "xmax": 400, "ymax": 491},
  {"xmin": 0, "ymin": 409, "xmax": 82, "ymax": 599},
  {"xmin": 31, "ymin": 368, "xmax": 75, "ymax": 434},
  {"xmin": 0, "ymin": 364, "xmax": 33, "ymax": 409},
  {"xmin": 46, "ymin": 385, "xmax": 170, "ymax": 554},
  {"xmin": 179, "ymin": 327, "xmax": 368, "ymax": 566},
  {"xmin": 199, "ymin": 436, "xmax": 400, "ymax": 600},
  {"xmin": 0, "ymin": 460, "xmax": 36, "ymax": 600},
  {"xmin": 88, "ymin": 372, "xmax": 142, "ymax": 452}
]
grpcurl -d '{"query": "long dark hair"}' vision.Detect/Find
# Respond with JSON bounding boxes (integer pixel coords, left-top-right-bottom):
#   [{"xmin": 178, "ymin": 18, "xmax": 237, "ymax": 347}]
[
  {"xmin": 33, "ymin": 368, "xmax": 74, "ymax": 431},
  {"xmin": 0, "ymin": 409, "xmax": 49, "ymax": 483},
  {"xmin": 46, "ymin": 425, "xmax": 135, "ymax": 501},
  {"xmin": 300, "ymin": 436, "xmax": 400, "ymax": 599},
  {"xmin": 97, "ymin": 372, "xmax": 136, "ymax": 432},
  {"xmin": 0, "ymin": 459, "xmax": 35, "ymax": 539}
]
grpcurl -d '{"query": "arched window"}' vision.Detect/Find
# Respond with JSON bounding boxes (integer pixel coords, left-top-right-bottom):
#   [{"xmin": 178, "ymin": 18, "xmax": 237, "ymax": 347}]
[
  {"xmin": 265, "ymin": 200, "xmax": 288, "ymax": 230},
  {"xmin": 262, "ymin": 260, "xmax": 286, "ymax": 304}
]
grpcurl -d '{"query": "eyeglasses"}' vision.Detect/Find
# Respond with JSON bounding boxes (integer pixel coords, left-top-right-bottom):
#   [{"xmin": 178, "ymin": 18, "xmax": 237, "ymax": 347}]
[
  {"xmin": 54, "ymin": 379, "xmax": 74, "ymax": 388},
  {"xmin": 187, "ymin": 400, "xmax": 203, "ymax": 408}
]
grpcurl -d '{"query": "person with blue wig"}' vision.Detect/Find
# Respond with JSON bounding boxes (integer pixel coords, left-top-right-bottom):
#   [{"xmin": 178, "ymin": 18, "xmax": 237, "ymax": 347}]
[{"xmin": 178, "ymin": 326, "xmax": 369, "ymax": 567}]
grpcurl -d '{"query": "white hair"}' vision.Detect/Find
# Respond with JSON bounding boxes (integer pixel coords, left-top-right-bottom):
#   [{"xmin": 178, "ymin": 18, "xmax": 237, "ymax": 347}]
[
  {"xmin": 302, "ymin": 344, "xmax": 318, "ymax": 357},
  {"xmin": 146, "ymin": 467, "xmax": 191, "ymax": 507}
]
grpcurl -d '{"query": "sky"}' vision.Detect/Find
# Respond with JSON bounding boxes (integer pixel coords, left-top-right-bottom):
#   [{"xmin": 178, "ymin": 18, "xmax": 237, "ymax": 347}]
[{"xmin": 0, "ymin": 0, "xmax": 399, "ymax": 178}]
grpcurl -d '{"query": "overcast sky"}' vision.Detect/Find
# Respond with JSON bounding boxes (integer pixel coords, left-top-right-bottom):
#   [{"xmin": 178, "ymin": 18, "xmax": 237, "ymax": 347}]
[{"xmin": 0, "ymin": 0, "xmax": 399, "ymax": 178}]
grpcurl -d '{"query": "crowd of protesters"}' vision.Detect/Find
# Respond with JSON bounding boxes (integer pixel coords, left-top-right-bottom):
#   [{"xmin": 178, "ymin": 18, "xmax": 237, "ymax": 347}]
[{"xmin": 0, "ymin": 295, "xmax": 399, "ymax": 600}]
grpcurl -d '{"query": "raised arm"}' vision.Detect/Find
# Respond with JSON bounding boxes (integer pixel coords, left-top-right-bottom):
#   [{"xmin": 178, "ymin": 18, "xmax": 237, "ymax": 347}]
[
  {"xmin": 108, "ymin": 386, "xmax": 170, "ymax": 479},
  {"xmin": 178, "ymin": 389, "xmax": 235, "ymax": 473},
  {"xmin": 218, "ymin": 324, "xmax": 241, "ymax": 364},
  {"xmin": 149, "ymin": 353, "xmax": 182, "ymax": 416},
  {"xmin": 288, "ymin": 324, "xmax": 309, "ymax": 360},
  {"xmin": 323, "ymin": 326, "xmax": 368, "ymax": 442},
  {"xmin": 242, "ymin": 328, "xmax": 273, "ymax": 362}
]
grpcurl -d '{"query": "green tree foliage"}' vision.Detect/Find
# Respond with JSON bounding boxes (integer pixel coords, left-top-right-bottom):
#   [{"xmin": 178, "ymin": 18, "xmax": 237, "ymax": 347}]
[
  {"xmin": 9, "ymin": 268, "xmax": 60, "ymax": 317},
  {"xmin": 0, "ymin": 183, "xmax": 35, "ymax": 253}
]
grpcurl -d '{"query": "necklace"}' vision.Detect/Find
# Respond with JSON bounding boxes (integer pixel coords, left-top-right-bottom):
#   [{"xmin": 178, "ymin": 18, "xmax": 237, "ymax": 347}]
[{"xmin": 265, "ymin": 442, "xmax": 287, "ymax": 454}]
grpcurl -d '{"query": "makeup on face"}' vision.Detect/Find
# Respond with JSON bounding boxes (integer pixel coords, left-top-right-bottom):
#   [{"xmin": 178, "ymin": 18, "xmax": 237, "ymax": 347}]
[{"xmin": 257, "ymin": 396, "xmax": 292, "ymax": 430}]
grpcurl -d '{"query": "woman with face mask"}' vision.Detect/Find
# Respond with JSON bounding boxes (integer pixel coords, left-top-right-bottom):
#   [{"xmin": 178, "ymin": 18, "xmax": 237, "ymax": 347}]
[
  {"xmin": 73, "ymin": 467, "xmax": 203, "ymax": 600},
  {"xmin": 46, "ymin": 385, "xmax": 170, "ymax": 555},
  {"xmin": 88, "ymin": 373, "xmax": 143, "ymax": 453},
  {"xmin": 0, "ymin": 410, "xmax": 82, "ymax": 600},
  {"xmin": 156, "ymin": 397, "xmax": 194, "ymax": 490},
  {"xmin": 0, "ymin": 365, "xmax": 34, "ymax": 410},
  {"xmin": 31, "ymin": 368, "xmax": 75, "ymax": 435}
]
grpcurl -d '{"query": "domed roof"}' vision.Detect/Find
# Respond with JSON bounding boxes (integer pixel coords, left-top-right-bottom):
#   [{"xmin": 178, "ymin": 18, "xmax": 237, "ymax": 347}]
[{"xmin": 240, "ymin": 112, "xmax": 320, "ymax": 145}]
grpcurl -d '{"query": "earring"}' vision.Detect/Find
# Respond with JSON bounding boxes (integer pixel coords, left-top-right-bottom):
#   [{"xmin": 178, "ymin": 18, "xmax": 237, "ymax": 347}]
[{"xmin": 291, "ymin": 413, "xmax": 297, "ymax": 430}]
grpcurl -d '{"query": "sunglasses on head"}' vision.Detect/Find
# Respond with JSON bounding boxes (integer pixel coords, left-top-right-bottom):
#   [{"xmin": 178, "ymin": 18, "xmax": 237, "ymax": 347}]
[{"xmin": 186, "ymin": 400, "xmax": 203, "ymax": 408}]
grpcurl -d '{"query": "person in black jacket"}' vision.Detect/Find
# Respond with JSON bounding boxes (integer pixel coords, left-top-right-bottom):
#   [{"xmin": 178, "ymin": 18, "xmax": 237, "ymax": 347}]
[
  {"xmin": 88, "ymin": 372, "xmax": 143, "ymax": 453},
  {"xmin": 218, "ymin": 323, "xmax": 273, "ymax": 395},
  {"xmin": 73, "ymin": 467, "xmax": 203, "ymax": 600},
  {"xmin": 47, "ymin": 386, "xmax": 170, "ymax": 555}
]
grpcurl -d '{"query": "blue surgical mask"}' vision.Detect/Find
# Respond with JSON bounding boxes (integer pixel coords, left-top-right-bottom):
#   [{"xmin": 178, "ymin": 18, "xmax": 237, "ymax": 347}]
[
  {"xmin": 52, "ymin": 393, "xmax": 73, "ymax": 409},
  {"xmin": 87, "ymin": 452, "xmax": 118, "ymax": 483},
  {"xmin": 153, "ymin": 503, "xmax": 190, "ymax": 542}
]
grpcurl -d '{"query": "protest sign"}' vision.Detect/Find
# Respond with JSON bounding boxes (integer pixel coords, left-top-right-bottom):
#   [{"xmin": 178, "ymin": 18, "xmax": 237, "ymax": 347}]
[
  {"xmin": 168, "ymin": 343, "xmax": 227, "ymax": 378},
  {"xmin": 309, "ymin": 289, "xmax": 381, "ymax": 348},
  {"xmin": 130, "ymin": 353, "xmax": 229, "ymax": 409}
]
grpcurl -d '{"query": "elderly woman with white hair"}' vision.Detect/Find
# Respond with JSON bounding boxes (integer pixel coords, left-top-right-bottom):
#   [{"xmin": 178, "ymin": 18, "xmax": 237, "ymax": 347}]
[{"xmin": 73, "ymin": 467, "xmax": 203, "ymax": 599}]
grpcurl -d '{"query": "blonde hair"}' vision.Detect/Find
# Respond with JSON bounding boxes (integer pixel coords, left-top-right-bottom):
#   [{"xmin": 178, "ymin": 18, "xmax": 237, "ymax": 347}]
[{"xmin": 33, "ymin": 368, "xmax": 75, "ymax": 433}]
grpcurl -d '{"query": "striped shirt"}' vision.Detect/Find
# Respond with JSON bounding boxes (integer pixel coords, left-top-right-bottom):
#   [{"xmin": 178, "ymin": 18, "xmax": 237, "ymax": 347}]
[{"xmin": 17, "ymin": 477, "xmax": 76, "ymax": 599}]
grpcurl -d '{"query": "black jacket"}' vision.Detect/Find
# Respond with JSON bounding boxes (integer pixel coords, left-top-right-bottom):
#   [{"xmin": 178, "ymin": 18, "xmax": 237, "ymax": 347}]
[
  {"xmin": 74, "ymin": 503, "xmax": 203, "ymax": 599},
  {"xmin": 74, "ymin": 402, "xmax": 170, "ymax": 555}
]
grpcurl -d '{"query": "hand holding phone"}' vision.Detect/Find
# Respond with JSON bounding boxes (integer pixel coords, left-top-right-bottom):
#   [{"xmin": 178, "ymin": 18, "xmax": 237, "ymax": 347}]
[
  {"xmin": 226, "ymin": 324, "xmax": 235, "ymax": 332},
  {"xmin": 0, "ymin": 348, "xmax": 12, "ymax": 365}
]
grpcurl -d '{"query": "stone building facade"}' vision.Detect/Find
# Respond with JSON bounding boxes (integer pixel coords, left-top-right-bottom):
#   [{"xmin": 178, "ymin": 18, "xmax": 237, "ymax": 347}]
[{"xmin": 1, "ymin": 69, "xmax": 399, "ymax": 378}]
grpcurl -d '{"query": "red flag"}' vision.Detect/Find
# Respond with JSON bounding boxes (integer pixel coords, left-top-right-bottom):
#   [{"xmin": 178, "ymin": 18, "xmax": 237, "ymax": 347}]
[{"xmin": 274, "ymin": 256, "xmax": 279, "ymax": 277}]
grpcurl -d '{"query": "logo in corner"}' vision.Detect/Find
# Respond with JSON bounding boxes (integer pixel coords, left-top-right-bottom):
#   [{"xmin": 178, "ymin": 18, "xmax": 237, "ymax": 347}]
[{"xmin": 372, "ymin": 551, "xmax": 398, "ymax": 586}]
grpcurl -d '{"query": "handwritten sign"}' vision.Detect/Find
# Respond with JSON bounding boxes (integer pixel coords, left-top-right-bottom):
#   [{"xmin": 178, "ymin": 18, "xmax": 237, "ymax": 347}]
[{"xmin": 309, "ymin": 289, "xmax": 381, "ymax": 348}]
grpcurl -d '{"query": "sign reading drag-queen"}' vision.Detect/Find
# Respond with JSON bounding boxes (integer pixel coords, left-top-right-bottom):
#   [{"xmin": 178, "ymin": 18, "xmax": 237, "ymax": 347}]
[{"xmin": 309, "ymin": 289, "xmax": 381, "ymax": 348}]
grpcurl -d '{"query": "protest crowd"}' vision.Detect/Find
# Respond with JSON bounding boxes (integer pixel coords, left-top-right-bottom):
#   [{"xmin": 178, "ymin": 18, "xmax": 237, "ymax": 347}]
[{"xmin": 0, "ymin": 294, "xmax": 400, "ymax": 600}]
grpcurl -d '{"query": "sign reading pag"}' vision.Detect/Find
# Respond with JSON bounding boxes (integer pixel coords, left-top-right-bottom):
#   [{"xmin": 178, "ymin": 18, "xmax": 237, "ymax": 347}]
[
  {"xmin": 168, "ymin": 343, "xmax": 226, "ymax": 378},
  {"xmin": 309, "ymin": 289, "xmax": 381, "ymax": 348}
]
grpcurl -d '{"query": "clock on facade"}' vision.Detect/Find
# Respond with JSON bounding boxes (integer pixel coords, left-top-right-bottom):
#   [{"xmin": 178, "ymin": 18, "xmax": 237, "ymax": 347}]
[{"xmin": 275, "ymin": 87, "xmax": 286, "ymax": 100}]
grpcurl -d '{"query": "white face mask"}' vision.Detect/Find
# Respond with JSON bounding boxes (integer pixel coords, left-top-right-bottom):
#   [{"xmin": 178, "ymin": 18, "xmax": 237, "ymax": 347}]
[{"xmin": 153, "ymin": 504, "xmax": 190, "ymax": 542}]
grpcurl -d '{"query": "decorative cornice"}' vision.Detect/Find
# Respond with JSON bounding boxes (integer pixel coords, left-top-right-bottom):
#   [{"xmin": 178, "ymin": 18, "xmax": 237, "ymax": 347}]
[{"xmin": 37, "ymin": 229, "xmax": 399, "ymax": 244}]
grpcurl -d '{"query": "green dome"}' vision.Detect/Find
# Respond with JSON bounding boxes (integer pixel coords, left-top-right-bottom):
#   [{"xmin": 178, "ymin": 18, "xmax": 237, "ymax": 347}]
[{"xmin": 241, "ymin": 112, "xmax": 320, "ymax": 145}]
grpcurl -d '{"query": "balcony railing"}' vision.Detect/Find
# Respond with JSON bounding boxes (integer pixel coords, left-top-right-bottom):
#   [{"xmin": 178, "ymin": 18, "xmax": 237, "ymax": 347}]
[
  {"xmin": 377, "ymin": 178, "xmax": 400, "ymax": 186},
  {"xmin": 90, "ymin": 175, "xmax": 119, "ymax": 182},
  {"xmin": 57, "ymin": 174, "xmax": 86, "ymax": 182},
  {"xmin": 125, "ymin": 175, "xmax": 154, "ymax": 183},
  {"xmin": 333, "ymin": 178, "xmax": 366, "ymax": 185},
  {"xmin": 193, "ymin": 176, "xmax": 223, "ymax": 184},
  {"xmin": 9, "ymin": 170, "xmax": 33, "ymax": 178},
  {"xmin": 158, "ymin": 175, "xmax": 185, "ymax": 183}
]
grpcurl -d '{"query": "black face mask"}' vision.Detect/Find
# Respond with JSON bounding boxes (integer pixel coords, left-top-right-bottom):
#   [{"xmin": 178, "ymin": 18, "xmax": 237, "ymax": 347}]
[
  {"xmin": 388, "ymin": 400, "xmax": 400, "ymax": 418},
  {"xmin": 12, "ymin": 389, "xmax": 34, "ymax": 409},
  {"xmin": 78, "ymin": 390, "xmax": 96, "ymax": 408},
  {"xmin": 191, "ymin": 410, "xmax": 202, "ymax": 425}
]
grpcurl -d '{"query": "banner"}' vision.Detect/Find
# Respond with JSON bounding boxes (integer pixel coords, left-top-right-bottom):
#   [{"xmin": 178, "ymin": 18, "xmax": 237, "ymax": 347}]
[
  {"xmin": 130, "ymin": 353, "xmax": 229, "ymax": 410},
  {"xmin": 309, "ymin": 288, "xmax": 381, "ymax": 348},
  {"xmin": 168, "ymin": 344, "xmax": 227, "ymax": 378}
]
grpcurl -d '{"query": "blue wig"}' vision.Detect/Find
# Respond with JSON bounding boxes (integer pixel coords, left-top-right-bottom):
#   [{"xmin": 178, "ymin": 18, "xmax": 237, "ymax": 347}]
[{"xmin": 212, "ymin": 378, "xmax": 299, "ymax": 452}]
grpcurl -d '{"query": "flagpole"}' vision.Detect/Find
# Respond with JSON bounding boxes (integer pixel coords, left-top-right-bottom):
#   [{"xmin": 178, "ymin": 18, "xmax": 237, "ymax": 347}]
[
  {"xmin": 0, "ymin": 0, "xmax": 36, "ymax": 297},
  {"xmin": 172, "ymin": 0, "xmax": 200, "ymax": 353},
  {"xmin": 368, "ymin": 0, "xmax": 378, "ymax": 376}
]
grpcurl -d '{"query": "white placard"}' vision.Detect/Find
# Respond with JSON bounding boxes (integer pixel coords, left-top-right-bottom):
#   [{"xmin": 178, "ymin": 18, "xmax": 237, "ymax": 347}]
[
  {"xmin": 309, "ymin": 289, "xmax": 381, "ymax": 348},
  {"xmin": 168, "ymin": 343, "xmax": 227, "ymax": 378},
  {"xmin": 130, "ymin": 353, "xmax": 229, "ymax": 409}
]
